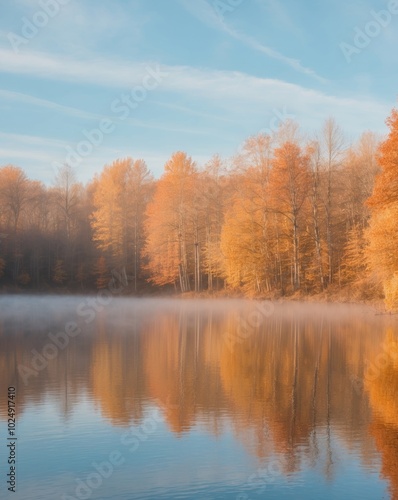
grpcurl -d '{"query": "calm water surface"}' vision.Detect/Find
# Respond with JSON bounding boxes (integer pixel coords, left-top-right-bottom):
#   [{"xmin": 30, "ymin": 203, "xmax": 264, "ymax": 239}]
[{"xmin": 0, "ymin": 297, "xmax": 397, "ymax": 500}]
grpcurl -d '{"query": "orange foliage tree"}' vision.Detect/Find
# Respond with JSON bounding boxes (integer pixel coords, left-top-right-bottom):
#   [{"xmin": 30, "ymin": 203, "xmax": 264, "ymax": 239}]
[
  {"xmin": 144, "ymin": 152, "xmax": 201, "ymax": 291},
  {"xmin": 366, "ymin": 109, "xmax": 398, "ymax": 310},
  {"xmin": 90, "ymin": 158, "xmax": 152, "ymax": 291},
  {"xmin": 221, "ymin": 134, "xmax": 275, "ymax": 294},
  {"xmin": 268, "ymin": 141, "xmax": 311, "ymax": 291}
]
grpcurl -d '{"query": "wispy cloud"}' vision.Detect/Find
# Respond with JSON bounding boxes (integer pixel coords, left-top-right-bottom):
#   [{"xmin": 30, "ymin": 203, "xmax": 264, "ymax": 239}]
[
  {"xmin": 224, "ymin": 25, "xmax": 328, "ymax": 84},
  {"xmin": 178, "ymin": 0, "xmax": 327, "ymax": 83},
  {"xmin": 0, "ymin": 87, "xmax": 211, "ymax": 136},
  {"xmin": 0, "ymin": 47, "xmax": 357, "ymax": 106},
  {"xmin": 0, "ymin": 89, "xmax": 104, "ymax": 120},
  {"xmin": 4, "ymin": 0, "xmax": 142, "ymax": 55},
  {"xmin": 0, "ymin": 131, "xmax": 66, "ymax": 148},
  {"xmin": 0, "ymin": 47, "xmax": 389, "ymax": 135},
  {"xmin": 0, "ymin": 91, "xmax": 210, "ymax": 139},
  {"xmin": 0, "ymin": 148, "xmax": 56, "ymax": 162},
  {"xmin": 0, "ymin": 47, "xmax": 150, "ymax": 87},
  {"xmin": 150, "ymin": 100, "xmax": 232, "ymax": 122}
]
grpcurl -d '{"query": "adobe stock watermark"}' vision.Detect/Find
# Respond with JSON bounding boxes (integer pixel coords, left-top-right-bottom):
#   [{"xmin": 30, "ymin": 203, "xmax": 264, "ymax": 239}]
[
  {"xmin": 350, "ymin": 334, "xmax": 398, "ymax": 395},
  {"xmin": 8, "ymin": 0, "xmax": 72, "ymax": 53},
  {"xmin": 212, "ymin": 0, "xmax": 247, "ymax": 21},
  {"xmin": 340, "ymin": 2, "xmax": 398, "ymax": 63},
  {"xmin": 238, "ymin": 107, "xmax": 295, "ymax": 152},
  {"xmin": 225, "ymin": 301, "xmax": 275, "ymax": 352},
  {"xmin": 62, "ymin": 408, "xmax": 164, "ymax": 500},
  {"xmin": 258, "ymin": 107, "xmax": 295, "ymax": 136},
  {"xmin": 52, "ymin": 64, "xmax": 168, "ymax": 171},
  {"xmin": 236, "ymin": 458, "xmax": 284, "ymax": 499},
  {"xmin": 17, "ymin": 268, "xmax": 129, "ymax": 386}
]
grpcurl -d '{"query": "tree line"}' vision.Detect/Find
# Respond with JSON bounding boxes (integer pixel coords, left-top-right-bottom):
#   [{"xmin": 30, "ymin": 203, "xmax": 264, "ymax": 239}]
[{"xmin": 0, "ymin": 109, "xmax": 397, "ymax": 308}]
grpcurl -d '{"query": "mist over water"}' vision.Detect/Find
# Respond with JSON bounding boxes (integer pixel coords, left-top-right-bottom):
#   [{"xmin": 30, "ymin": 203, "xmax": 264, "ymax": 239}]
[{"xmin": 0, "ymin": 296, "xmax": 397, "ymax": 499}]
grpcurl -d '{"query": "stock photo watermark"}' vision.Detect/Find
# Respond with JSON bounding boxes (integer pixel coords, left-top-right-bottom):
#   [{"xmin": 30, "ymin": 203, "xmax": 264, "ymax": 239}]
[
  {"xmin": 17, "ymin": 268, "xmax": 129, "ymax": 386},
  {"xmin": 350, "ymin": 334, "xmax": 398, "ymax": 394},
  {"xmin": 225, "ymin": 301, "xmax": 275, "ymax": 352},
  {"xmin": 51, "ymin": 65, "xmax": 168, "ymax": 170},
  {"xmin": 62, "ymin": 409, "xmax": 164, "ymax": 500},
  {"xmin": 236, "ymin": 459, "xmax": 284, "ymax": 499},
  {"xmin": 8, "ymin": 0, "xmax": 72, "ymax": 53},
  {"xmin": 340, "ymin": 2, "xmax": 398, "ymax": 63},
  {"xmin": 212, "ymin": 0, "xmax": 247, "ymax": 21},
  {"xmin": 238, "ymin": 107, "xmax": 295, "ymax": 152},
  {"xmin": 258, "ymin": 107, "xmax": 295, "ymax": 136}
]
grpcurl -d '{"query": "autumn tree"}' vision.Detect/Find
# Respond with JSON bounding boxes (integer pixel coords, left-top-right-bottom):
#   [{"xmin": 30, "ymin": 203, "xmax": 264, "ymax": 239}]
[
  {"xmin": 368, "ymin": 110, "xmax": 398, "ymax": 209},
  {"xmin": 46, "ymin": 164, "xmax": 86, "ymax": 285},
  {"xmin": 307, "ymin": 142, "xmax": 328, "ymax": 291},
  {"xmin": 343, "ymin": 132, "xmax": 379, "ymax": 228},
  {"xmin": 268, "ymin": 140, "xmax": 311, "ymax": 291},
  {"xmin": 0, "ymin": 257, "xmax": 5, "ymax": 280},
  {"xmin": 221, "ymin": 134, "xmax": 275, "ymax": 294},
  {"xmin": 0, "ymin": 165, "xmax": 40, "ymax": 283},
  {"xmin": 90, "ymin": 158, "xmax": 153, "ymax": 291},
  {"xmin": 366, "ymin": 109, "xmax": 398, "ymax": 310},
  {"xmin": 52, "ymin": 164, "xmax": 81, "ymax": 241},
  {"xmin": 0, "ymin": 114, "xmax": 388, "ymax": 298},
  {"xmin": 0, "ymin": 165, "xmax": 30, "ymax": 233},
  {"xmin": 340, "ymin": 224, "xmax": 369, "ymax": 296},
  {"xmin": 94, "ymin": 256, "xmax": 109, "ymax": 290},
  {"xmin": 200, "ymin": 155, "xmax": 226, "ymax": 291},
  {"xmin": 144, "ymin": 152, "xmax": 200, "ymax": 292},
  {"xmin": 53, "ymin": 259, "xmax": 67, "ymax": 285},
  {"xmin": 319, "ymin": 118, "xmax": 345, "ymax": 285}
]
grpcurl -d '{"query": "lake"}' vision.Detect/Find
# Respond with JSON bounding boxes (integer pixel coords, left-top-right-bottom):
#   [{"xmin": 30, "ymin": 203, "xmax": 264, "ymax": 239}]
[{"xmin": 0, "ymin": 296, "xmax": 397, "ymax": 499}]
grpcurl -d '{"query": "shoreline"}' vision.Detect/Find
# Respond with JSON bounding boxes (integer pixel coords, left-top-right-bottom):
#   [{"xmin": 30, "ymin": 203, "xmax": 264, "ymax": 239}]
[{"xmin": 0, "ymin": 286, "xmax": 386, "ymax": 312}]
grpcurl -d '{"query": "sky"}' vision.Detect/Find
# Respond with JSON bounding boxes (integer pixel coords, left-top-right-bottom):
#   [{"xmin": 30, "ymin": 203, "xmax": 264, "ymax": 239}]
[{"xmin": 0, "ymin": 0, "xmax": 397, "ymax": 184}]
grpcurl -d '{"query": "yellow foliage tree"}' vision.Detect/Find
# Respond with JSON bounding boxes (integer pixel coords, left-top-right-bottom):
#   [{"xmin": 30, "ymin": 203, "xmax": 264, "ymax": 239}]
[
  {"xmin": 90, "ymin": 158, "xmax": 152, "ymax": 291},
  {"xmin": 366, "ymin": 109, "xmax": 398, "ymax": 311},
  {"xmin": 341, "ymin": 225, "xmax": 367, "ymax": 285},
  {"xmin": 269, "ymin": 141, "xmax": 311, "ymax": 292},
  {"xmin": 221, "ymin": 135, "xmax": 276, "ymax": 294},
  {"xmin": 94, "ymin": 256, "xmax": 109, "ymax": 290},
  {"xmin": 53, "ymin": 259, "xmax": 67, "ymax": 284},
  {"xmin": 144, "ymin": 152, "xmax": 200, "ymax": 291}
]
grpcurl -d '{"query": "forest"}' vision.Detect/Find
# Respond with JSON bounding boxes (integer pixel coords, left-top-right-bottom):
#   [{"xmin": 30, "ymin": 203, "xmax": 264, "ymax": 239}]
[{"xmin": 0, "ymin": 108, "xmax": 397, "ymax": 309}]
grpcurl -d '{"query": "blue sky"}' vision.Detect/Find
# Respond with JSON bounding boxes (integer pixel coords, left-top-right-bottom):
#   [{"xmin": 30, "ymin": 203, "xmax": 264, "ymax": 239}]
[{"xmin": 0, "ymin": 0, "xmax": 397, "ymax": 183}]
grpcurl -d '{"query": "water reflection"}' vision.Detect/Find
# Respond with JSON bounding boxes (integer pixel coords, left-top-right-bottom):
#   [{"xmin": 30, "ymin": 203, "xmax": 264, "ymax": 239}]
[
  {"xmin": 366, "ymin": 327, "xmax": 398, "ymax": 500},
  {"xmin": 0, "ymin": 298, "xmax": 398, "ymax": 498}
]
